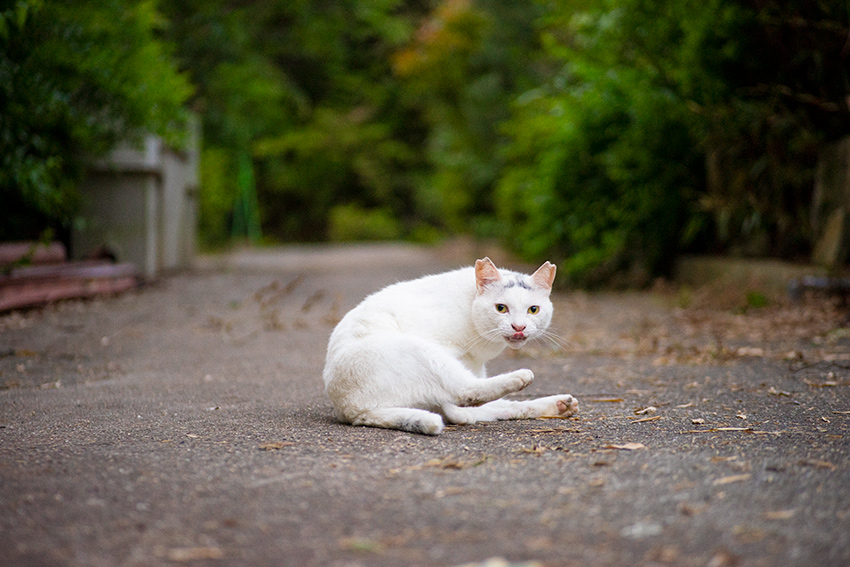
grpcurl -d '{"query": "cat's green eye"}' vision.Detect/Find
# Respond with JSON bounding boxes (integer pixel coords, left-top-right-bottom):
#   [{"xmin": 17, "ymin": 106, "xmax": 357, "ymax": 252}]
[
  {"xmin": 495, "ymin": 304, "xmax": 509, "ymax": 314},
  {"xmin": 528, "ymin": 305, "xmax": 540, "ymax": 315}
]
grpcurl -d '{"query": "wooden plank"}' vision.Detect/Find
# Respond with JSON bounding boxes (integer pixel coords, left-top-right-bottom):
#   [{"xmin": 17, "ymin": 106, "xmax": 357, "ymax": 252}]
[
  {"xmin": 6, "ymin": 261, "xmax": 138, "ymax": 280},
  {"xmin": 0, "ymin": 242, "xmax": 67, "ymax": 265},
  {"xmin": 0, "ymin": 262, "xmax": 139, "ymax": 312}
]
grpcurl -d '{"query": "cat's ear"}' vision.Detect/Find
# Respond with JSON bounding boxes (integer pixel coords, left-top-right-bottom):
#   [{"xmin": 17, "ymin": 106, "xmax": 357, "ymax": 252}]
[
  {"xmin": 531, "ymin": 261, "xmax": 557, "ymax": 291},
  {"xmin": 474, "ymin": 257, "xmax": 501, "ymax": 293}
]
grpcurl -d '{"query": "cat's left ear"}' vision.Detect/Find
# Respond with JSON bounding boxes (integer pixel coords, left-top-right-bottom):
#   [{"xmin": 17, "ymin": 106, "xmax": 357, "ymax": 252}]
[
  {"xmin": 475, "ymin": 257, "xmax": 501, "ymax": 293},
  {"xmin": 531, "ymin": 261, "xmax": 556, "ymax": 292}
]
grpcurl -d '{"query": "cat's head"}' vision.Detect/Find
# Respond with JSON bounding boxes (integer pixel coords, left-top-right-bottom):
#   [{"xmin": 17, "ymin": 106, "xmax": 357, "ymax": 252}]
[{"xmin": 471, "ymin": 257, "xmax": 556, "ymax": 350}]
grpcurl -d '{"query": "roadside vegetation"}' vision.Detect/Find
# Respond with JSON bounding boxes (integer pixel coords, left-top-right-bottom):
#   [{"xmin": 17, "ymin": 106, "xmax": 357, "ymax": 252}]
[{"xmin": 3, "ymin": 0, "xmax": 849, "ymax": 285}]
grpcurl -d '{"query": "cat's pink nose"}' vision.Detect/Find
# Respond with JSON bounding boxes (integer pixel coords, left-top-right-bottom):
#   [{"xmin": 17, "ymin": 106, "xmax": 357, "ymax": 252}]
[{"xmin": 512, "ymin": 323, "xmax": 526, "ymax": 332}]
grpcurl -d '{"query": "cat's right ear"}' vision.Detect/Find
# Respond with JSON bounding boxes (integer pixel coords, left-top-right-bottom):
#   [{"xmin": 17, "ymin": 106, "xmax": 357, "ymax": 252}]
[
  {"xmin": 531, "ymin": 261, "xmax": 557, "ymax": 291},
  {"xmin": 474, "ymin": 257, "xmax": 501, "ymax": 294}
]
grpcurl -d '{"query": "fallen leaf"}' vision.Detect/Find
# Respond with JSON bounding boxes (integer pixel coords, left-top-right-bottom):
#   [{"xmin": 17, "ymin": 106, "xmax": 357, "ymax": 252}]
[
  {"xmin": 675, "ymin": 402, "xmax": 695, "ymax": 409},
  {"xmin": 767, "ymin": 386, "xmax": 792, "ymax": 396},
  {"xmin": 425, "ymin": 457, "xmax": 486, "ymax": 469},
  {"xmin": 258, "ymin": 442, "xmax": 294, "ymax": 451},
  {"xmin": 733, "ymin": 524, "xmax": 766, "ymax": 543},
  {"xmin": 763, "ymin": 509, "xmax": 796, "ymax": 520},
  {"xmin": 648, "ymin": 545, "xmax": 680, "ymax": 563},
  {"xmin": 804, "ymin": 379, "xmax": 838, "ymax": 388},
  {"xmin": 707, "ymin": 549, "xmax": 738, "ymax": 567},
  {"xmin": 685, "ymin": 427, "xmax": 779, "ymax": 435},
  {"xmin": 799, "ymin": 459, "xmax": 836, "ymax": 470},
  {"xmin": 635, "ymin": 406, "xmax": 657, "ymax": 415},
  {"xmin": 453, "ymin": 557, "xmax": 544, "ymax": 567},
  {"xmin": 524, "ymin": 536, "xmax": 554, "ymax": 551},
  {"xmin": 691, "ymin": 418, "xmax": 705, "ymax": 424},
  {"xmin": 605, "ymin": 442, "xmax": 646, "ymax": 451},
  {"xmin": 679, "ymin": 502, "xmax": 708, "ymax": 516},
  {"xmin": 339, "ymin": 537, "xmax": 384, "ymax": 553},
  {"xmin": 529, "ymin": 427, "xmax": 581, "ymax": 433},
  {"xmin": 167, "ymin": 547, "xmax": 224, "ymax": 561},
  {"xmin": 621, "ymin": 521, "xmax": 663, "ymax": 539},
  {"xmin": 631, "ymin": 415, "xmax": 662, "ymax": 423},
  {"xmin": 712, "ymin": 474, "xmax": 751, "ymax": 486},
  {"xmin": 435, "ymin": 487, "xmax": 466, "ymax": 498}
]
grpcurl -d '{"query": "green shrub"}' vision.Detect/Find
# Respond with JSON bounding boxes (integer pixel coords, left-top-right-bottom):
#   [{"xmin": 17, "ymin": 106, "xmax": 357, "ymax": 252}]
[
  {"xmin": 327, "ymin": 204, "xmax": 403, "ymax": 242},
  {"xmin": 496, "ymin": 0, "xmax": 742, "ymax": 285},
  {"xmin": 497, "ymin": 71, "xmax": 700, "ymax": 285}
]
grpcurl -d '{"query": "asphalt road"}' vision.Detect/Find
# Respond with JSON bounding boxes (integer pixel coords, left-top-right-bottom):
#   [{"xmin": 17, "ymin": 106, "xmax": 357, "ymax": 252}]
[{"xmin": 1, "ymin": 244, "xmax": 848, "ymax": 567}]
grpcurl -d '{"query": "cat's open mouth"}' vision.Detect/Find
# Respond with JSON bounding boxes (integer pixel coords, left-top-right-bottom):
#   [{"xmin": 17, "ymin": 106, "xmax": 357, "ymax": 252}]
[{"xmin": 506, "ymin": 333, "xmax": 527, "ymax": 347}]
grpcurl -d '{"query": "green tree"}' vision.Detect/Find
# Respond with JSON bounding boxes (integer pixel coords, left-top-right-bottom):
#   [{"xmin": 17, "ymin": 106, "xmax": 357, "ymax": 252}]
[
  {"xmin": 497, "ymin": 0, "xmax": 850, "ymax": 284},
  {"xmin": 394, "ymin": 0, "xmax": 542, "ymax": 232},
  {"xmin": 697, "ymin": 0, "xmax": 850, "ymax": 257},
  {"xmin": 0, "ymin": 0, "xmax": 192, "ymax": 241},
  {"xmin": 163, "ymin": 0, "xmax": 423, "ymax": 244}
]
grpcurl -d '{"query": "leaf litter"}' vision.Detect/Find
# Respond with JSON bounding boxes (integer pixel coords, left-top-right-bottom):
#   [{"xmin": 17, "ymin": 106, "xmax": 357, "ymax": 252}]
[{"xmin": 604, "ymin": 443, "xmax": 646, "ymax": 451}]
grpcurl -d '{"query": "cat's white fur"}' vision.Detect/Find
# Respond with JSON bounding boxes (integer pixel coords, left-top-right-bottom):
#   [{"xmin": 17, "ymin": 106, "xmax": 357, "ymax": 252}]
[{"xmin": 322, "ymin": 257, "xmax": 578, "ymax": 435}]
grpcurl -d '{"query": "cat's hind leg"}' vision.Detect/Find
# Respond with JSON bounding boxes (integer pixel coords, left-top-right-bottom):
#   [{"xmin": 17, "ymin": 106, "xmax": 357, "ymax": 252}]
[
  {"xmin": 443, "ymin": 394, "xmax": 578, "ymax": 424},
  {"xmin": 351, "ymin": 407, "xmax": 445, "ymax": 435},
  {"xmin": 453, "ymin": 369, "xmax": 535, "ymax": 407}
]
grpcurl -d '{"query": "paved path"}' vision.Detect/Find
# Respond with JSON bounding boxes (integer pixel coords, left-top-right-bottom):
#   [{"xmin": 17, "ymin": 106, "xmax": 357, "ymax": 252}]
[{"xmin": 1, "ymin": 244, "xmax": 848, "ymax": 566}]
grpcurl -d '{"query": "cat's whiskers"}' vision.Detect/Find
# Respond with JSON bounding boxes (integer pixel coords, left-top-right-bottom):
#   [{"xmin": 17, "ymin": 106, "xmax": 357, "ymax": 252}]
[
  {"xmin": 461, "ymin": 328, "xmax": 503, "ymax": 353},
  {"xmin": 532, "ymin": 328, "xmax": 572, "ymax": 352}
]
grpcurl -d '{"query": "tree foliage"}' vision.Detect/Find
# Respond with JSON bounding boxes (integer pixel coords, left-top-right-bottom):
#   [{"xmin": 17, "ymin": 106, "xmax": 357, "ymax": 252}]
[
  {"xmin": 497, "ymin": 0, "xmax": 741, "ymax": 283},
  {"xmin": 5, "ymin": 0, "xmax": 849, "ymax": 284},
  {"xmin": 497, "ymin": 0, "xmax": 850, "ymax": 283},
  {"xmin": 161, "ymin": 0, "xmax": 544, "ymax": 244},
  {"xmin": 394, "ymin": 0, "xmax": 542, "ymax": 232},
  {"xmin": 161, "ymin": 0, "xmax": 422, "ymax": 244},
  {"xmin": 0, "ymin": 0, "xmax": 191, "ymax": 240}
]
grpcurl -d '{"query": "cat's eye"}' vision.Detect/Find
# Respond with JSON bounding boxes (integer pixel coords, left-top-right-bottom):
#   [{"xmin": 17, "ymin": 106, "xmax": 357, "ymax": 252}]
[
  {"xmin": 495, "ymin": 304, "xmax": 509, "ymax": 314},
  {"xmin": 528, "ymin": 305, "xmax": 540, "ymax": 315}
]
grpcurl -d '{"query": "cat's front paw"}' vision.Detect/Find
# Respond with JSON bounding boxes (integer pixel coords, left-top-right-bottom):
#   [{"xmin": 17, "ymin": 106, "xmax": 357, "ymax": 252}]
[
  {"xmin": 512, "ymin": 369, "xmax": 534, "ymax": 391},
  {"xmin": 554, "ymin": 394, "xmax": 579, "ymax": 416}
]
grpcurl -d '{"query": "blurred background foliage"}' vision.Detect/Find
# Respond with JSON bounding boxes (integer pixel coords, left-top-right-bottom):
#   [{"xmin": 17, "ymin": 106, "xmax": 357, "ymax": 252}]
[
  {"xmin": 0, "ymin": 0, "xmax": 191, "ymax": 243},
  {"xmin": 3, "ymin": 0, "xmax": 850, "ymax": 285}
]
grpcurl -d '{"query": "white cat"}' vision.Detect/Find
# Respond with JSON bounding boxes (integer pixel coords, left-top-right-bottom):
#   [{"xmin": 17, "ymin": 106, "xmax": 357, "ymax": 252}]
[{"xmin": 322, "ymin": 257, "xmax": 579, "ymax": 435}]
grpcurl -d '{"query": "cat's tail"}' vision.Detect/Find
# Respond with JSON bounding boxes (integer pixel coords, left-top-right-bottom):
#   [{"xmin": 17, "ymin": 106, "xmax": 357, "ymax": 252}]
[{"xmin": 350, "ymin": 407, "xmax": 445, "ymax": 436}]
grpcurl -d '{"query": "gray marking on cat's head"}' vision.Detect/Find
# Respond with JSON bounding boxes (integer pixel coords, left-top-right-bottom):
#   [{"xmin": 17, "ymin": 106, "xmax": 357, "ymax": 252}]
[{"xmin": 503, "ymin": 278, "xmax": 532, "ymax": 290}]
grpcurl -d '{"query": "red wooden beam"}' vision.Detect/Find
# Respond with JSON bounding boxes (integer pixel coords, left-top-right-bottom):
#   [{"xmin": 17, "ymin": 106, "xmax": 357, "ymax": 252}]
[{"xmin": 0, "ymin": 262, "xmax": 139, "ymax": 312}]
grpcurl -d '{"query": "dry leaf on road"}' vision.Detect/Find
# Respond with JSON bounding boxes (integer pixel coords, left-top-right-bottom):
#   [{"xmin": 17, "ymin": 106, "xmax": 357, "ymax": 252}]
[
  {"xmin": 605, "ymin": 443, "xmax": 646, "ymax": 451},
  {"xmin": 713, "ymin": 474, "xmax": 752, "ymax": 486},
  {"xmin": 258, "ymin": 442, "xmax": 294, "ymax": 451}
]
